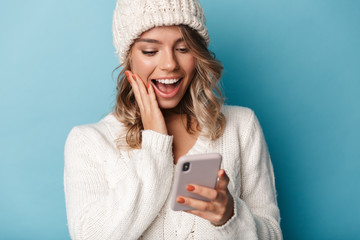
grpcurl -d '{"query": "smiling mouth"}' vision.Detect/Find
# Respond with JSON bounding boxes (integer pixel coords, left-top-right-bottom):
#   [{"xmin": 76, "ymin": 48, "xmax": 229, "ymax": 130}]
[{"xmin": 151, "ymin": 78, "xmax": 183, "ymax": 98}]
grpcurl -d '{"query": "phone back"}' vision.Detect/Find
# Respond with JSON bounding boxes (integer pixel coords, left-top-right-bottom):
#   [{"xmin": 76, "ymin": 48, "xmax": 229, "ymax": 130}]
[{"xmin": 170, "ymin": 153, "xmax": 222, "ymax": 211}]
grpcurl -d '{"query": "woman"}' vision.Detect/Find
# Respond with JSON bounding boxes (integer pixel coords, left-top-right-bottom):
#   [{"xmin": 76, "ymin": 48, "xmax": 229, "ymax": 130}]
[{"xmin": 64, "ymin": 0, "xmax": 282, "ymax": 239}]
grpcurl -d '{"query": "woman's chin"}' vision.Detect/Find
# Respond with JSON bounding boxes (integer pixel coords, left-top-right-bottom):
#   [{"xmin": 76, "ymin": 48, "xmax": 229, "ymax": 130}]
[
  {"xmin": 158, "ymin": 103, "xmax": 178, "ymax": 110},
  {"xmin": 157, "ymin": 99, "xmax": 181, "ymax": 110}
]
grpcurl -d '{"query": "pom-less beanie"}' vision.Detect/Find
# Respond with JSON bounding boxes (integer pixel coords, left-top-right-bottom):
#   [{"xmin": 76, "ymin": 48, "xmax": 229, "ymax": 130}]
[{"xmin": 112, "ymin": 0, "xmax": 209, "ymax": 64}]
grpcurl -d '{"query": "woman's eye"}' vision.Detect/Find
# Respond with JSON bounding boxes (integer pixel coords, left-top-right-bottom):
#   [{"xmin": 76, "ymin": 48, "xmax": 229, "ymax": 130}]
[
  {"xmin": 142, "ymin": 50, "xmax": 157, "ymax": 56},
  {"xmin": 177, "ymin": 48, "xmax": 189, "ymax": 53}
]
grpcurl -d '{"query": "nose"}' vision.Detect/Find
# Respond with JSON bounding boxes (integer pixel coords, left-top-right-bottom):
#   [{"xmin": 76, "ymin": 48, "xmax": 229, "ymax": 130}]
[{"xmin": 159, "ymin": 49, "xmax": 179, "ymax": 72}]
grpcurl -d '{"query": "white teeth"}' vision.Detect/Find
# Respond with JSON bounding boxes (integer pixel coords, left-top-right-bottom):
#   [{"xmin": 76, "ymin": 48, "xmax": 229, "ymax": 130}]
[{"xmin": 155, "ymin": 78, "xmax": 180, "ymax": 84}]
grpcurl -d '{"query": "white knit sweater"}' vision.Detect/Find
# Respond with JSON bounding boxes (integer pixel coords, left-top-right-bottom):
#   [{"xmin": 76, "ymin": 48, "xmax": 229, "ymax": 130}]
[{"xmin": 64, "ymin": 106, "xmax": 282, "ymax": 240}]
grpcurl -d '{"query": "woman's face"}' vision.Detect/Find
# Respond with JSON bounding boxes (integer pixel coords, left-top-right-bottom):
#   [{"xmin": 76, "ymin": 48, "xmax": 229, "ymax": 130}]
[{"xmin": 130, "ymin": 26, "xmax": 196, "ymax": 109}]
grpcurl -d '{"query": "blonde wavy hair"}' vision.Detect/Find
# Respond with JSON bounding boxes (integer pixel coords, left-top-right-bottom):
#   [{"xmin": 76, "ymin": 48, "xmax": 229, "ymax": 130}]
[{"xmin": 113, "ymin": 25, "xmax": 226, "ymax": 150}]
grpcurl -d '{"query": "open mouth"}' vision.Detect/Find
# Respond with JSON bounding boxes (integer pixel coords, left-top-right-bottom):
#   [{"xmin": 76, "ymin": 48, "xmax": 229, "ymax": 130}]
[{"xmin": 151, "ymin": 78, "xmax": 183, "ymax": 98}]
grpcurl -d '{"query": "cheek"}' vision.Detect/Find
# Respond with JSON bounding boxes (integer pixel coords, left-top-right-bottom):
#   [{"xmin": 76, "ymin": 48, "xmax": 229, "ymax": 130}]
[
  {"xmin": 131, "ymin": 54, "xmax": 156, "ymax": 81},
  {"xmin": 182, "ymin": 56, "xmax": 196, "ymax": 76}
]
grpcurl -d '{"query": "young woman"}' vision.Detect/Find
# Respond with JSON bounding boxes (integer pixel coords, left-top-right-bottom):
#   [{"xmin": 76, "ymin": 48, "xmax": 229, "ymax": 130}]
[{"xmin": 64, "ymin": 0, "xmax": 282, "ymax": 239}]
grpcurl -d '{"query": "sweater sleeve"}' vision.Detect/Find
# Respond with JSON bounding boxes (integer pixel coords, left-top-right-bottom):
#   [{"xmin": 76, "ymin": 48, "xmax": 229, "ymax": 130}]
[
  {"xmin": 64, "ymin": 126, "xmax": 174, "ymax": 240},
  {"xmin": 215, "ymin": 110, "xmax": 282, "ymax": 239}
]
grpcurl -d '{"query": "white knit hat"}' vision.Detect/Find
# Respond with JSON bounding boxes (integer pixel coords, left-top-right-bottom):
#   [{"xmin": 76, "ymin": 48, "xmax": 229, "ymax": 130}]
[{"xmin": 112, "ymin": 0, "xmax": 209, "ymax": 64}]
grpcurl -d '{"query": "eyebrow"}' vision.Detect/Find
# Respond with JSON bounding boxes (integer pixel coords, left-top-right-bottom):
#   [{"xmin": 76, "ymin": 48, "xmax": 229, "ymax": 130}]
[{"xmin": 136, "ymin": 37, "xmax": 184, "ymax": 44}]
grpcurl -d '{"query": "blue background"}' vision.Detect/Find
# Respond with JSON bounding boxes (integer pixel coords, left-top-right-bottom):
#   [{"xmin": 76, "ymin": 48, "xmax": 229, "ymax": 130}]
[{"xmin": 0, "ymin": 0, "xmax": 359, "ymax": 239}]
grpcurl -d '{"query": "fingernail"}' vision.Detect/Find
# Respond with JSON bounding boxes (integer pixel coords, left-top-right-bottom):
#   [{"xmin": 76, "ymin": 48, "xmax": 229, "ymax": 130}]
[
  {"xmin": 146, "ymin": 82, "xmax": 150, "ymax": 88},
  {"xmin": 125, "ymin": 71, "xmax": 130, "ymax": 83},
  {"xmin": 218, "ymin": 169, "xmax": 225, "ymax": 178},
  {"xmin": 177, "ymin": 197, "xmax": 185, "ymax": 204},
  {"xmin": 132, "ymin": 74, "xmax": 136, "ymax": 81},
  {"xmin": 186, "ymin": 185, "xmax": 195, "ymax": 192}
]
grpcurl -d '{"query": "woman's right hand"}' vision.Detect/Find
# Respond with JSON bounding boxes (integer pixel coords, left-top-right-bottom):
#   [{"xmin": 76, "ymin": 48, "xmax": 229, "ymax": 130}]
[{"xmin": 125, "ymin": 71, "xmax": 168, "ymax": 135}]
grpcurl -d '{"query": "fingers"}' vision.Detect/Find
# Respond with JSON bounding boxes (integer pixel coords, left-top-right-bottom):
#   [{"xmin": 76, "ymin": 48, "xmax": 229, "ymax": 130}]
[
  {"xmin": 177, "ymin": 169, "xmax": 234, "ymax": 226},
  {"xmin": 125, "ymin": 70, "xmax": 168, "ymax": 134},
  {"xmin": 134, "ymin": 73, "xmax": 151, "ymax": 112},
  {"xmin": 147, "ymin": 81, "xmax": 158, "ymax": 107},
  {"xmin": 184, "ymin": 169, "xmax": 230, "ymax": 202},
  {"xmin": 186, "ymin": 184, "xmax": 221, "ymax": 201},
  {"xmin": 178, "ymin": 196, "xmax": 215, "ymax": 212},
  {"xmin": 177, "ymin": 187, "xmax": 231, "ymax": 226},
  {"xmin": 216, "ymin": 169, "xmax": 230, "ymax": 191},
  {"xmin": 126, "ymin": 71, "xmax": 145, "ymax": 111},
  {"xmin": 126, "ymin": 71, "xmax": 152, "ymax": 111}
]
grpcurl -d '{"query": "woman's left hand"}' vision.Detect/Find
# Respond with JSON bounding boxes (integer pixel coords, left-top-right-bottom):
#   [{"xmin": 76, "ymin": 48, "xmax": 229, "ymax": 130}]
[{"xmin": 176, "ymin": 169, "xmax": 234, "ymax": 226}]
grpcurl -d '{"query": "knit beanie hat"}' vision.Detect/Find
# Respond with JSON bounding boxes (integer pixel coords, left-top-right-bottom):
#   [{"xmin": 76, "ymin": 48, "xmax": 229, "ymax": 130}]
[{"xmin": 112, "ymin": 0, "xmax": 209, "ymax": 64}]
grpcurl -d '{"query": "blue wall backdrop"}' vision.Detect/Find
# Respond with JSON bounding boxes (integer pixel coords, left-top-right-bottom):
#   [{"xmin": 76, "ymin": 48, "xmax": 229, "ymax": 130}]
[{"xmin": 0, "ymin": 0, "xmax": 359, "ymax": 239}]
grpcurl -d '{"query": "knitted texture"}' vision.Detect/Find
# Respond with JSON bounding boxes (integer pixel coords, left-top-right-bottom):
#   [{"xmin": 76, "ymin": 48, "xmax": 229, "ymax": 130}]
[
  {"xmin": 112, "ymin": 0, "xmax": 209, "ymax": 64},
  {"xmin": 64, "ymin": 106, "xmax": 282, "ymax": 239}
]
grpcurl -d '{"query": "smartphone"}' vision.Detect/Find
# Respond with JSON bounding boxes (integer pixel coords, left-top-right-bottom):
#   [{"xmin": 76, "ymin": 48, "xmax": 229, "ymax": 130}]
[{"xmin": 170, "ymin": 153, "xmax": 222, "ymax": 211}]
